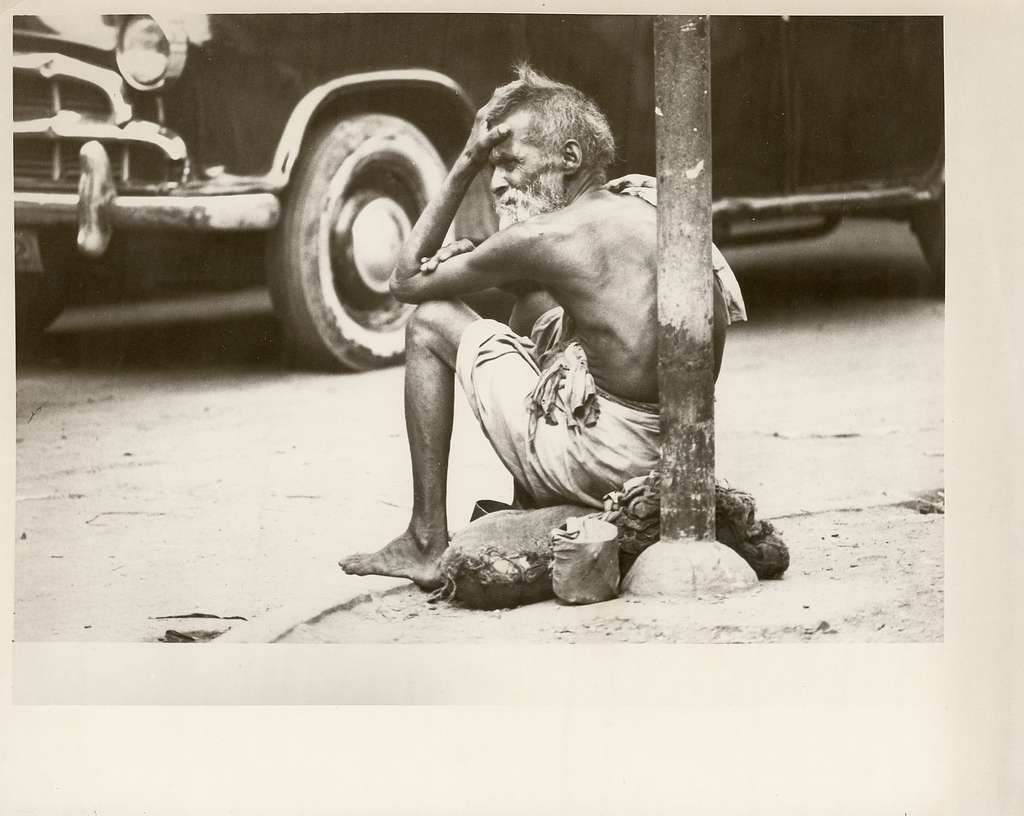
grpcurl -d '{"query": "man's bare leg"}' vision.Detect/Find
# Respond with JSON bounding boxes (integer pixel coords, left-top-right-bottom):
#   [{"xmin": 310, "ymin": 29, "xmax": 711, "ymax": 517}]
[{"xmin": 339, "ymin": 299, "xmax": 479, "ymax": 589}]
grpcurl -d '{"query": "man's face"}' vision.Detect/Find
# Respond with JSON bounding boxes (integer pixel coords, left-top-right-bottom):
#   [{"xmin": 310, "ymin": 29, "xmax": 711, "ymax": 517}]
[{"xmin": 487, "ymin": 108, "xmax": 568, "ymax": 230}]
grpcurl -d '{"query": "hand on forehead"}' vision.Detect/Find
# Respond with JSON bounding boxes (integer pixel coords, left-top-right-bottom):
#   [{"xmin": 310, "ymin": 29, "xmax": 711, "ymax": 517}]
[
  {"xmin": 488, "ymin": 108, "xmax": 535, "ymax": 140},
  {"xmin": 485, "ymin": 79, "xmax": 519, "ymax": 111}
]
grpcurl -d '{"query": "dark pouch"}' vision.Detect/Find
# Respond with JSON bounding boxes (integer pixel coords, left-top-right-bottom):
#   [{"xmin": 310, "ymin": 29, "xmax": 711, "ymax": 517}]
[{"xmin": 551, "ymin": 517, "xmax": 621, "ymax": 604}]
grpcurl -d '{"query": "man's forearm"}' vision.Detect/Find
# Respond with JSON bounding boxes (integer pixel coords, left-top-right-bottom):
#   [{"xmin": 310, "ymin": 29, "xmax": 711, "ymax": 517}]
[{"xmin": 392, "ymin": 156, "xmax": 479, "ymax": 284}]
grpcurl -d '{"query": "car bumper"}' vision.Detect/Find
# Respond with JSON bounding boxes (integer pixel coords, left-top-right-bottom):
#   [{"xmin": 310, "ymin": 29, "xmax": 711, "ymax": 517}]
[
  {"xmin": 15, "ymin": 186, "xmax": 280, "ymax": 265},
  {"xmin": 14, "ymin": 190, "xmax": 281, "ymax": 232},
  {"xmin": 15, "ymin": 139, "xmax": 280, "ymax": 259}
]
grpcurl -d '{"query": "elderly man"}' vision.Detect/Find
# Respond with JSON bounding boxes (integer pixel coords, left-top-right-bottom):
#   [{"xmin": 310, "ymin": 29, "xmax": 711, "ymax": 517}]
[{"xmin": 340, "ymin": 65, "xmax": 745, "ymax": 589}]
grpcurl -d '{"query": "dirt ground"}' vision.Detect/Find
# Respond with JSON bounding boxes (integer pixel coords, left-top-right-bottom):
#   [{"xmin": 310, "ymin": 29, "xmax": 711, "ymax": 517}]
[
  {"xmin": 14, "ymin": 218, "xmax": 944, "ymax": 643},
  {"xmin": 279, "ymin": 503, "xmax": 943, "ymax": 644}
]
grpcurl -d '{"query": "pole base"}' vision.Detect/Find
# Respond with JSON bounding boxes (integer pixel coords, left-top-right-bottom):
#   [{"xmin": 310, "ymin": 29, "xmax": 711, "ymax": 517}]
[{"xmin": 620, "ymin": 537, "xmax": 758, "ymax": 598}]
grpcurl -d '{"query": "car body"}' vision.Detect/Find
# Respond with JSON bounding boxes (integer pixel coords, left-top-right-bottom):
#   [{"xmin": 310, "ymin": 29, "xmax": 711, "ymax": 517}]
[{"xmin": 13, "ymin": 14, "xmax": 944, "ymax": 367}]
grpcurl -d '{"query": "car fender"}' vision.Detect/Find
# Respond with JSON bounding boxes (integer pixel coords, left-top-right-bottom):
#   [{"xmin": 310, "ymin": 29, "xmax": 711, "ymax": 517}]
[{"xmin": 263, "ymin": 69, "xmax": 476, "ymax": 191}]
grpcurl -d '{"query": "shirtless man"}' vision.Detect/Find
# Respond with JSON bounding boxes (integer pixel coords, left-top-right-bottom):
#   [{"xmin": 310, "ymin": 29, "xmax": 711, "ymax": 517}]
[{"xmin": 339, "ymin": 65, "xmax": 743, "ymax": 589}]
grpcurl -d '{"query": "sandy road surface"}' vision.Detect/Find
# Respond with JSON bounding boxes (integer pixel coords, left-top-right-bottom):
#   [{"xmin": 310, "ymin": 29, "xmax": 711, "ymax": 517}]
[
  {"xmin": 14, "ymin": 217, "xmax": 943, "ymax": 642},
  {"xmin": 282, "ymin": 505, "xmax": 943, "ymax": 644}
]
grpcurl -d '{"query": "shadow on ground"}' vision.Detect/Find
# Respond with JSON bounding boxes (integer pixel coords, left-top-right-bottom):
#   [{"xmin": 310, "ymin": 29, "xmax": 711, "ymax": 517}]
[
  {"xmin": 725, "ymin": 215, "xmax": 937, "ymax": 325},
  {"xmin": 17, "ymin": 216, "xmax": 938, "ymax": 374}
]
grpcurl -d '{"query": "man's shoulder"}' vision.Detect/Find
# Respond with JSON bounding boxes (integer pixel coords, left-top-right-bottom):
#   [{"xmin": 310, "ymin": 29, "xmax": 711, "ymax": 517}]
[
  {"xmin": 543, "ymin": 193, "xmax": 656, "ymax": 275},
  {"xmin": 491, "ymin": 191, "xmax": 652, "ymax": 265},
  {"xmin": 574, "ymin": 191, "xmax": 656, "ymax": 248},
  {"xmin": 551, "ymin": 189, "xmax": 655, "ymax": 232}
]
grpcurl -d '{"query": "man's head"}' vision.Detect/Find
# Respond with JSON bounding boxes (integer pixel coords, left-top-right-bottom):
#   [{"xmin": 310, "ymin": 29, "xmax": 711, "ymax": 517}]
[{"xmin": 483, "ymin": 64, "xmax": 615, "ymax": 229}]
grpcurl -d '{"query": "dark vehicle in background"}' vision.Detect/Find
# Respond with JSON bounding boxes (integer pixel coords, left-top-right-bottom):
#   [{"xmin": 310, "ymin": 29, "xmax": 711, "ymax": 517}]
[{"xmin": 13, "ymin": 14, "xmax": 944, "ymax": 369}]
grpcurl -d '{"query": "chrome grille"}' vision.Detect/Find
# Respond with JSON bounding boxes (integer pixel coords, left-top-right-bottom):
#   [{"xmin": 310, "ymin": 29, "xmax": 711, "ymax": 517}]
[
  {"xmin": 12, "ymin": 71, "xmax": 53, "ymax": 120},
  {"xmin": 13, "ymin": 54, "xmax": 185, "ymax": 192},
  {"xmin": 60, "ymin": 79, "xmax": 114, "ymax": 119},
  {"xmin": 14, "ymin": 70, "xmax": 113, "ymax": 122},
  {"xmin": 13, "ymin": 138, "xmax": 55, "ymax": 181},
  {"xmin": 15, "ymin": 137, "xmax": 184, "ymax": 190},
  {"xmin": 126, "ymin": 144, "xmax": 178, "ymax": 186}
]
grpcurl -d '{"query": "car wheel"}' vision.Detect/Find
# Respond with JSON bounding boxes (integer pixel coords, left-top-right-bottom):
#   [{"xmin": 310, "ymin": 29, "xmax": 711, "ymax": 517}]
[
  {"xmin": 910, "ymin": 194, "xmax": 944, "ymax": 297},
  {"xmin": 268, "ymin": 113, "xmax": 448, "ymax": 370}
]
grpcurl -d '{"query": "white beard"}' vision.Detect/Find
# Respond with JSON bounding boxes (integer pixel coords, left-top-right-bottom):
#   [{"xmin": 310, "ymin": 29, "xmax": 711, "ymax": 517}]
[{"xmin": 495, "ymin": 173, "xmax": 569, "ymax": 231}]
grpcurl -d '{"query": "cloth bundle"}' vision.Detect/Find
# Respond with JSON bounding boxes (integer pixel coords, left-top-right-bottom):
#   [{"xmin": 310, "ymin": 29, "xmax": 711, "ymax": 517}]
[
  {"xmin": 712, "ymin": 486, "xmax": 790, "ymax": 580},
  {"xmin": 600, "ymin": 472, "xmax": 663, "ymax": 566},
  {"xmin": 601, "ymin": 471, "xmax": 790, "ymax": 579}
]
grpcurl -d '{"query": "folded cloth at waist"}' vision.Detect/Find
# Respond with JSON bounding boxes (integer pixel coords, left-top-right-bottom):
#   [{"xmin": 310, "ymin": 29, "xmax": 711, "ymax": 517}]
[
  {"xmin": 456, "ymin": 315, "xmax": 660, "ymax": 508},
  {"xmin": 527, "ymin": 338, "xmax": 600, "ymax": 446},
  {"xmin": 524, "ymin": 307, "xmax": 658, "ymax": 451}
]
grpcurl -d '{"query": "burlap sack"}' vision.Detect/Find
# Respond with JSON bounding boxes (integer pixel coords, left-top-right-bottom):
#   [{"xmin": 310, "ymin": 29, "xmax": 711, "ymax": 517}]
[{"xmin": 431, "ymin": 504, "xmax": 590, "ymax": 610}]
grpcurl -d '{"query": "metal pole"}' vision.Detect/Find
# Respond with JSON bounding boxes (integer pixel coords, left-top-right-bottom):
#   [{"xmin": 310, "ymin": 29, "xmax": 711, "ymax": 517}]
[
  {"xmin": 621, "ymin": 15, "xmax": 755, "ymax": 598},
  {"xmin": 655, "ymin": 15, "xmax": 715, "ymax": 542}
]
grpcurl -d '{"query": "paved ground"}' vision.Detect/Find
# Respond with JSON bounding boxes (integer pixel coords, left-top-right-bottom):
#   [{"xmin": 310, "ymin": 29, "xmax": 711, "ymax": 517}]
[{"xmin": 14, "ymin": 216, "xmax": 943, "ymax": 642}]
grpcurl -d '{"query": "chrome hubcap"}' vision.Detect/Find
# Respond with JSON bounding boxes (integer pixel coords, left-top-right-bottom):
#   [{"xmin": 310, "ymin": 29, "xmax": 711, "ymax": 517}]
[{"xmin": 341, "ymin": 196, "xmax": 411, "ymax": 296}]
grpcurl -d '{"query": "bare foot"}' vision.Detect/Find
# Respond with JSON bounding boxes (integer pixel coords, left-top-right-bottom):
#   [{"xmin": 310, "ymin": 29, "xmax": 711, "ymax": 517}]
[{"xmin": 339, "ymin": 528, "xmax": 447, "ymax": 590}]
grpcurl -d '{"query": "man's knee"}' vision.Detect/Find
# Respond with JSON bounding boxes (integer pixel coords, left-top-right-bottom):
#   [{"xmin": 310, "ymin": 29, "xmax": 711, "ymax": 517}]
[
  {"xmin": 407, "ymin": 301, "xmax": 447, "ymax": 345},
  {"xmin": 406, "ymin": 300, "xmax": 478, "ymax": 358}
]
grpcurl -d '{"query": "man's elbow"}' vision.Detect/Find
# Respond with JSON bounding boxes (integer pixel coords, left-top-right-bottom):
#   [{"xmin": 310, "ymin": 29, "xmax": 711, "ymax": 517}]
[{"xmin": 389, "ymin": 272, "xmax": 423, "ymax": 304}]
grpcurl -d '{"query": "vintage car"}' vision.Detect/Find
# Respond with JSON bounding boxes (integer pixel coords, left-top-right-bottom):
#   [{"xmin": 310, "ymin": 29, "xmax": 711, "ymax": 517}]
[{"xmin": 13, "ymin": 14, "xmax": 944, "ymax": 368}]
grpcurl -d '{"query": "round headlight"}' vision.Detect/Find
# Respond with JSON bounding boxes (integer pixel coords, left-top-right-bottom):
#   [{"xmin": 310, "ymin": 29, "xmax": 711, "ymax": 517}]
[{"xmin": 116, "ymin": 15, "xmax": 187, "ymax": 91}]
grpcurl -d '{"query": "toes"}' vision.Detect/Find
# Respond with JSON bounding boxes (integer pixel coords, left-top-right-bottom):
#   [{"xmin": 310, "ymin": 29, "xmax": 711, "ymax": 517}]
[{"xmin": 338, "ymin": 555, "xmax": 367, "ymax": 573}]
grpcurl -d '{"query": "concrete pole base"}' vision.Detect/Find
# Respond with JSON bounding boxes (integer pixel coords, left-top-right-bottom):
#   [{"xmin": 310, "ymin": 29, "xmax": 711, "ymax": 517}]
[{"xmin": 620, "ymin": 537, "xmax": 759, "ymax": 598}]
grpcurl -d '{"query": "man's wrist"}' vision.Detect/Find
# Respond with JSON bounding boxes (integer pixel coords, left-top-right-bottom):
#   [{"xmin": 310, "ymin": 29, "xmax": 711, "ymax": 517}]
[{"xmin": 451, "ymin": 153, "xmax": 481, "ymax": 179}]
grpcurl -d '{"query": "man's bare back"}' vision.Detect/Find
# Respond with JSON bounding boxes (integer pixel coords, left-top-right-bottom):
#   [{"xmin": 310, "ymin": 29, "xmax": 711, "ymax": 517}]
[{"xmin": 526, "ymin": 189, "xmax": 659, "ymax": 404}]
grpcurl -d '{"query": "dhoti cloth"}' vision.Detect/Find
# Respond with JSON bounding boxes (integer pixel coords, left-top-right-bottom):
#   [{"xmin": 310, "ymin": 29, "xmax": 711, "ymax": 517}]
[{"xmin": 457, "ymin": 307, "xmax": 660, "ymax": 508}]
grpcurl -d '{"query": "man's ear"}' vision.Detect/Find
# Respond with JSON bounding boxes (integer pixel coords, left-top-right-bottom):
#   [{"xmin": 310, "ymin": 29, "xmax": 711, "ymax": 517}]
[{"xmin": 561, "ymin": 140, "xmax": 583, "ymax": 174}]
